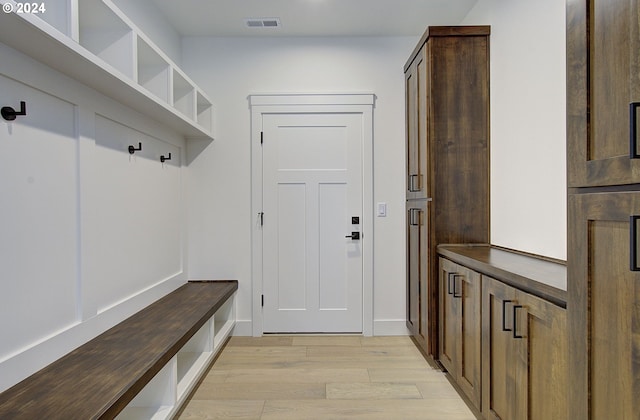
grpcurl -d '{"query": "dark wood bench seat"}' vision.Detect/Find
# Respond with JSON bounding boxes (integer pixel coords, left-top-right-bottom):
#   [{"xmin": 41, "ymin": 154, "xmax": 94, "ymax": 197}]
[{"xmin": 0, "ymin": 280, "xmax": 238, "ymax": 419}]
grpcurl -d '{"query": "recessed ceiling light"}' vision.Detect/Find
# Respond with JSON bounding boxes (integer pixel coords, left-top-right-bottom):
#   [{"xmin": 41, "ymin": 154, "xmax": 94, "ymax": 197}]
[{"xmin": 244, "ymin": 18, "xmax": 282, "ymax": 29}]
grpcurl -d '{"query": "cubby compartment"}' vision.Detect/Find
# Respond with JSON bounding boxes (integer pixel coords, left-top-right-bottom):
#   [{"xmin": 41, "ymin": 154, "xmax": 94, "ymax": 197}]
[
  {"xmin": 176, "ymin": 318, "xmax": 213, "ymax": 399},
  {"xmin": 172, "ymin": 69, "xmax": 195, "ymax": 119},
  {"xmin": 196, "ymin": 91, "xmax": 214, "ymax": 133},
  {"xmin": 0, "ymin": 0, "xmax": 215, "ymax": 140},
  {"xmin": 214, "ymin": 297, "xmax": 235, "ymax": 350},
  {"xmin": 78, "ymin": 0, "xmax": 134, "ymax": 79},
  {"xmin": 15, "ymin": 0, "xmax": 76, "ymax": 37},
  {"xmin": 116, "ymin": 359, "xmax": 176, "ymax": 420},
  {"xmin": 136, "ymin": 37, "xmax": 170, "ymax": 103}
]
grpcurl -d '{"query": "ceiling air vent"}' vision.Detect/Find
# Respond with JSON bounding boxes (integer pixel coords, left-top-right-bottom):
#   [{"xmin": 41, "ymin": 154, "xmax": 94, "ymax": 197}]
[{"xmin": 245, "ymin": 18, "xmax": 281, "ymax": 29}]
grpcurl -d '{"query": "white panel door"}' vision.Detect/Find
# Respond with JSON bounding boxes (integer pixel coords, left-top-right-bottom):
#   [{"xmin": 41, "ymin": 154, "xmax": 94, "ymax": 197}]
[{"xmin": 262, "ymin": 112, "xmax": 363, "ymax": 333}]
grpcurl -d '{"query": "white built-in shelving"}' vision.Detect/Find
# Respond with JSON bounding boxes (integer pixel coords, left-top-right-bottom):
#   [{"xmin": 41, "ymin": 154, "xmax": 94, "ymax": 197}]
[
  {"xmin": 116, "ymin": 294, "xmax": 236, "ymax": 420},
  {"xmin": 0, "ymin": 0, "xmax": 214, "ymax": 140}
]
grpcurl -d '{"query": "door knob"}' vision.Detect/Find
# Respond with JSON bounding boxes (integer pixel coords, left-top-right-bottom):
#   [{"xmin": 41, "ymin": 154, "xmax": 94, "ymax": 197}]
[{"xmin": 345, "ymin": 232, "xmax": 360, "ymax": 240}]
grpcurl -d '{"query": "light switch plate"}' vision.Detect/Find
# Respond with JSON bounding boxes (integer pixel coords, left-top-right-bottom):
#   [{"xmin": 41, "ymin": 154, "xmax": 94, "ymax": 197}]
[{"xmin": 377, "ymin": 202, "xmax": 387, "ymax": 217}]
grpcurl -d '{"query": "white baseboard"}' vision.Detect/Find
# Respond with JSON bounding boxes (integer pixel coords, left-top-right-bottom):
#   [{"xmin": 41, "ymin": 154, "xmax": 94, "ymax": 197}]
[
  {"xmin": 231, "ymin": 319, "xmax": 410, "ymax": 337},
  {"xmin": 373, "ymin": 319, "xmax": 411, "ymax": 336},
  {"xmin": 232, "ymin": 319, "xmax": 253, "ymax": 336}
]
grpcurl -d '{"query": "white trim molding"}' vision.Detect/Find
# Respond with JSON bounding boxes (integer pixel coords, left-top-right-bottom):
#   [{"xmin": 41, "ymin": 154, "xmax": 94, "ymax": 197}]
[{"xmin": 249, "ymin": 93, "xmax": 375, "ymax": 337}]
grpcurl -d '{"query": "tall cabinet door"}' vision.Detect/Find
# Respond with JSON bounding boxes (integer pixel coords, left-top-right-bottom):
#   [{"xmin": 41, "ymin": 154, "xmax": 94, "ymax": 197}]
[
  {"xmin": 568, "ymin": 191, "xmax": 640, "ymax": 419},
  {"xmin": 567, "ymin": 0, "xmax": 640, "ymax": 186},
  {"xmin": 405, "ymin": 45, "xmax": 428, "ymax": 200},
  {"xmin": 406, "ymin": 200, "xmax": 429, "ymax": 346}
]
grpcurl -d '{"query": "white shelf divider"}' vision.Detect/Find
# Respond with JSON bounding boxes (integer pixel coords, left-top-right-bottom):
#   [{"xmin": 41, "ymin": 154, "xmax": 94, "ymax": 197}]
[
  {"xmin": 196, "ymin": 90, "xmax": 214, "ymax": 133},
  {"xmin": 78, "ymin": 0, "xmax": 134, "ymax": 79},
  {"xmin": 0, "ymin": 0, "xmax": 214, "ymax": 140},
  {"xmin": 172, "ymin": 69, "xmax": 196, "ymax": 119},
  {"xmin": 115, "ymin": 358, "xmax": 176, "ymax": 420},
  {"xmin": 136, "ymin": 36, "xmax": 170, "ymax": 103},
  {"xmin": 213, "ymin": 297, "xmax": 235, "ymax": 351},
  {"xmin": 176, "ymin": 318, "xmax": 213, "ymax": 399},
  {"xmin": 116, "ymin": 292, "xmax": 235, "ymax": 420}
]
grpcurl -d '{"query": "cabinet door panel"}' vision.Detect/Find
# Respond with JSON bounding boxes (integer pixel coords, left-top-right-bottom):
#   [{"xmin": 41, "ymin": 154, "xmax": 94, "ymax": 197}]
[
  {"xmin": 516, "ymin": 290, "xmax": 567, "ymax": 420},
  {"xmin": 439, "ymin": 258, "xmax": 458, "ymax": 373},
  {"xmin": 439, "ymin": 258, "xmax": 481, "ymax": 409},
  {"xmin": 405, "ymin": 47, "xmax": 428, "ymax": 200},
  {"xmin": 405, "ymin": 61, "xmax": 418, "ymax": 199},
  {"xmin": 458, "ymin": 266, "xmax": 481, "ymax": 408},
  {"xmin": 415, "ymin": 46, "xmax": 428, "ymax": 200},
  {"xmin": 406, "ymin": 204, "xmax": 419, "ymax": 335},
  {"xmin": 407, "ymin": 200, "xmax": 429, "ymax": 347},
  {"xmin": 567, "ymin": 0, "xmax": 640, "ymax": 186},
  {"xmin": 568, "ymin": 192, "xmax": 640, "ymax": 419},
  {"xmin": 482, "ymin": 276, "xmax": 518, "ymax": 420}
]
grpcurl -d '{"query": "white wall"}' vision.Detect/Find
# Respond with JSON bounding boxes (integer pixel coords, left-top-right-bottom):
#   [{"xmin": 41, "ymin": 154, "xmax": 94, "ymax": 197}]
[
  {"xmin": 182, "ymin": 36, "xmax": 418, "ymax": 335},
  {"xmin": 463, "ymin": 0, "xmax": 567, "ymax": 260},
  {"xmin": 0, "ymin": 43, "xmax": 188, "ymax": 392},
  {"xmin": 111, "ymin": 0, "xmax": 182, "ymax": 65}
]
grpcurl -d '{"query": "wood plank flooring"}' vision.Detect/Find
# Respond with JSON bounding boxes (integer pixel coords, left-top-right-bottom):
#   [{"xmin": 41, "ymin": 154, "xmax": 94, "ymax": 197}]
[{"xmin": 178, "ymin": 335, "xmax": 476, "ymax": 419}]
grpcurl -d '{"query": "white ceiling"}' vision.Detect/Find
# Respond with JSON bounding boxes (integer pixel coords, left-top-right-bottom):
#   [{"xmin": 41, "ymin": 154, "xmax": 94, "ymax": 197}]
[{"xmin": 150, "ymin": 0, "xmax": 479, "ymax": 37}]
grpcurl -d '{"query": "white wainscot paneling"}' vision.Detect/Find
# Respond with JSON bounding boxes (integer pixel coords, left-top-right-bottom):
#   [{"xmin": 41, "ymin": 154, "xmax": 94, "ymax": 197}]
[
  {"xmin": 0, "ymin": 74, "xmax": 79, "ymax": 360},
  {"xmin": 86, "ymin": 115, "xmax": 182, "ymax": 312}
]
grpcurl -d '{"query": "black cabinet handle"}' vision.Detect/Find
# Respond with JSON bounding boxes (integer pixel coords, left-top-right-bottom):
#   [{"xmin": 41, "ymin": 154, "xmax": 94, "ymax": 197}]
[
  {"xmin": 502, "ymin": 300, "xmax": 512, "ymax": 331},
  {"xmin": 453, "ymin": 275, "xmax": 463, "ymax": 298},
  {"xmin": 631, "ymin": 102, "xmax": 640, "ymax": 158},
  {"xmin": 408, "ymin": 174, "xmax": 422, "ymax": 192},
  {"xmin": 631, "ymin": 216, "xmax": 640, "ymax": 271},
  {"xmin": 409, "ymin": 208, "xmax": 421, "ymax": 226},
  {"xmin": 447, "ymin": 272, "xmax": 455, "ymax": 295},
  {"xmin": 513, "ymin": 305, "xmax": 524, "ymax": 339}
]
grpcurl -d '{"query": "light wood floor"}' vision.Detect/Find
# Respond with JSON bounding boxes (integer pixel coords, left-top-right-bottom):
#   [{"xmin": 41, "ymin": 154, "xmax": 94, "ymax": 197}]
[{"xmin": 178, "ymin": 335, "xmax": 476, "ymax": 419}]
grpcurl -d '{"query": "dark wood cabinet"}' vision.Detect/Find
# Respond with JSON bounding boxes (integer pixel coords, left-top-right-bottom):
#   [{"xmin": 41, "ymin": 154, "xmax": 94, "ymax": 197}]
[
  {"xmin": 439, "ymin": 257, "xmax": 481, "ymax": 408},
  {"xmin": 567, "ymin": 0, "xmax": 640, "ymax": 416},
  {"xmin": 405, "ymin": 45, "xmax": 428, "ymax": 201},
  {"xmin": 482, "ymin": 275, "xmax": 567, "ymax": 420},
  {"xmin": 568, "ymin": 192, "xmax": 640, "ymax": 419},
  {"xmin": 567, "ymin": 0, "xmax": 640, "ymax": 187},
  {"xmin": 405, "ymin": 26, "xmax": 490, "ymax": 356},
  {"xmin": 406, "ymin": 199, "xmax": 429, "ymax": 346}
]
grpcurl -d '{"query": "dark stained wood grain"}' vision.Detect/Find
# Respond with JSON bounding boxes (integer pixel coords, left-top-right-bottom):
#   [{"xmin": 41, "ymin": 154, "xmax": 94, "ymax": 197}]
[
  {"xmin": 568, "ymin": 191, "xmax": 640, "ymax": 419},
  {"xmin": 481, "ymin": 275, "xmax": 567, "ymax": 419},
  {"xmin": 438, "ymin": 258, "xmax": 481, "ymax": 409},
  {"xmin": 404, "ymin": 26, "xmax": 491, "ymax": 71},
  {"xmin": 567, "ymin": 0, "xmax": 640, "ymax": 187},
  {"xmin": 405, "ymin": 26, "xmax": 490, "ymax": 358},
  {"xmin": 438, "ymin": 245, "xmax": 566, "ymax": 307},
  {"xmin": 0, "ymin": 280, "xmax": 237, "ymax": 419}
]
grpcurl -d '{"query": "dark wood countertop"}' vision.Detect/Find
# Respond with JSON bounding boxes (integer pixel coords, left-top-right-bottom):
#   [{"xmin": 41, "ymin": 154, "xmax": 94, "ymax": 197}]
[
  {"xmin": 438, "ymin": 245, "xmax": 566, "ymax": 307},
  {"xmin": 0, "ymin": 280, "xmax": 238, "ymax": 419}
]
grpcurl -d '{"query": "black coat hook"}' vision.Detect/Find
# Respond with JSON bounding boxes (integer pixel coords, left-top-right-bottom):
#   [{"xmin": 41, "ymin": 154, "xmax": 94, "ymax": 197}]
[
  {"xmin": 2, "ymin": 101, "xmax": 27, "ymax": 121},
  {"xmin": 128, "ymin": 142, "xmax": 142, "ymax": 154},
  {"xmin": 160, "ymin": 152, "xmax": 172, "ymax": 163}
]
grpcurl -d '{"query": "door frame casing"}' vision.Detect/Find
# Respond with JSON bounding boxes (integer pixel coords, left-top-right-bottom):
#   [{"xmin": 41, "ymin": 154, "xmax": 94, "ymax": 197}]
[{"xmin": 249, "ymin": 93, "xmax": 375, "ymax": 337}]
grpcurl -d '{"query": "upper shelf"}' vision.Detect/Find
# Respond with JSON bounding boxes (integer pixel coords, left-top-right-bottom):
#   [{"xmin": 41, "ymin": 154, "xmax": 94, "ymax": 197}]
[{"xmin": 0, "ymin": 0, "xmax": 214, "ymax": 141}]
